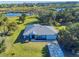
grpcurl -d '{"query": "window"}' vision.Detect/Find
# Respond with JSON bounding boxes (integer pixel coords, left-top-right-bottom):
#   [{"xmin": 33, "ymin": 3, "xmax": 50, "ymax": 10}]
[
  {"xmin": 32, "ymin": 35, "xmax": 35, "ymax": 39},
  {"xmin": 36, "ymin": 35, "xmax": 46, "ymax": 40}
]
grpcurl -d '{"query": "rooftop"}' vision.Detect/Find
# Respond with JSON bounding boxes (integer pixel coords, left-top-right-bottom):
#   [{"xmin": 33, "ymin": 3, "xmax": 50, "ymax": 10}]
[{"xmin": 23, "ymin": 24, "xmax": 58, "ymax": 35}]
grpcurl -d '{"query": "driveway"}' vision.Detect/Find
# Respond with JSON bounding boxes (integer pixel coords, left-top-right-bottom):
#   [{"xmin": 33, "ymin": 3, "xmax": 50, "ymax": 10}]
[{"xmin": 48, "ymin": 40, "xmax": 64, "ymax": 57}]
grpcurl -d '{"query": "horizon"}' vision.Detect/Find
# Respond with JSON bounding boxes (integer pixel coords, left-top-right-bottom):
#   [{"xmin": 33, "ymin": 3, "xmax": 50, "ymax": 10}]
[{"xmin": 0, "ymin": 1, "xmax": 79, "ymax": 4}]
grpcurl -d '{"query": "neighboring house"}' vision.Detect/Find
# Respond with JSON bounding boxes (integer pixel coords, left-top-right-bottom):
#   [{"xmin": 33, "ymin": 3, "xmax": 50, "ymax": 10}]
[{"xmin": 23, "ymin": 24, "xmax": 58, "ymax": 41}]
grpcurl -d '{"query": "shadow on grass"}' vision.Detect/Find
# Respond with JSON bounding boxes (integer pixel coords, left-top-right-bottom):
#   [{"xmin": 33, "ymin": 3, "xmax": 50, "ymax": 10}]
[
  {"xmin": 24, "ymin": 21, "xmax": 50, "ymax": 26},
  {"xmin": 17, "ymin": 22, "xmax": 22, "ymax": 24},
  {"xmin": 16, "ymin": 20, "xmax": 23, "ymax": 25},
  {"xmin": 14, "ymin": 29, "xmax": 26, "ymax": 44},
  {"xmin": 14, "ymin": 21, "xmax": 40, "ymax": 44},
  {"xmin": 42, "ymin": 45, "xmax": 50, "ymax": 57},
  {"xmin": 57, "ymin": 40, "xmax": 75, "ymax": 57}
]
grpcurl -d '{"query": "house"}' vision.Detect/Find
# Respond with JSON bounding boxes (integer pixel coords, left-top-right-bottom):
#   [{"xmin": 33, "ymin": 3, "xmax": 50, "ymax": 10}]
[{"xmin": 23, "ymin": 24, "xmax": 58, "ymax": 41}]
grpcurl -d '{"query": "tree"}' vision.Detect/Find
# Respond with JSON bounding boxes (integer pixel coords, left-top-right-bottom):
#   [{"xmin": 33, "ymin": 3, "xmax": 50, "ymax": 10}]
[
  {"xmin": 18, "ymin": 16, "xmax": 22, "ymax": 23},
  {"xmin": 0, "ymin": 21, "xmax": 4, "ymax": 26},
  {"xmin": 2, "ymin": 17, "xmax": 8, "ymax": 36},
  {"xmin": 3, "ymin": 17, "xmax": 8, "ymax": 22},
  {"xmin": 54, "ymin": 8, "xmax": 77, "ymax": 25},
  {"xmin": 7, "ymin": 22, "xmax": 18, "ymax": 35},
  {"xmin": 7, "ymin": 22, "xmax": 17, "ymax": 31},
  {"xmin": 18, "ymin": 13, "xmax": 26, "ymax": 23},
  {"xmin": 38, "ymin": 12, "xmax": 54, "ymax": 25},
  {"xmin": 58, "ymin": 23, "xmax": 79, "ymax": 50},
  {"xmin": 0, "ymin": 38, "xmax": 6, "ymax": 53},
  {"xmin": 21, "ymin": 13, "xmax": 26, "ymax": 23}
]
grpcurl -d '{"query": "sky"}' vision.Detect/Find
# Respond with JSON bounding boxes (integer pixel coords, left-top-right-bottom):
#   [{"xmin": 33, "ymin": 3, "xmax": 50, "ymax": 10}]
[
  {"xmin": 0, "ymin": 1, "xmax": 56, "ymax": 4},
  {"xmin": 0, "ymin": 0, "xmax": 78, "ymax": 1},
  {"xmin": 0, "ymin": 0, "xmax": 78, "ymax": 4}
]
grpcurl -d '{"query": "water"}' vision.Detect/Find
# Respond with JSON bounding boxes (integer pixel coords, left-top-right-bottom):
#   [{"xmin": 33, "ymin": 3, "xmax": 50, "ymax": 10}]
[
  {"xmin": 5, "ymin": 13, "xmax": 32, "ymax": 17},
  {"xmin": 55, "ymin": 8, "xmax": 65, "ymax": 12},
  {"xmin": 5, "ymin": 8, "xmax": 64, "ymax": 17}
]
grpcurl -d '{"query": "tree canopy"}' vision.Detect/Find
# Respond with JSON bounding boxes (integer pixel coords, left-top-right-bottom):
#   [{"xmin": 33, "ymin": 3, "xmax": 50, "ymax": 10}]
[{"xmin": 58, "ymin": 23, "xmax": 79, "ymax": 50}]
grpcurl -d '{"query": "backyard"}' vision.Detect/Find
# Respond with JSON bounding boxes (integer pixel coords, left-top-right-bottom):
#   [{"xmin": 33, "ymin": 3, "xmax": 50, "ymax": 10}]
[{"xmin": 0, "ymin": 15, "xmax": 49, "ymax": 57}]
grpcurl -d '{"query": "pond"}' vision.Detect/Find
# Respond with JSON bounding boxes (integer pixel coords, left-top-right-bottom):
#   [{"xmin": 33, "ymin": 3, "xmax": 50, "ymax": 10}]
[
  {"xmin": 55, "ymin": 8, "xmax": 65, "ymax": 12},
  {"xmin": 5, "ymin": 12, "xmax": 32, "ymax": 17}
]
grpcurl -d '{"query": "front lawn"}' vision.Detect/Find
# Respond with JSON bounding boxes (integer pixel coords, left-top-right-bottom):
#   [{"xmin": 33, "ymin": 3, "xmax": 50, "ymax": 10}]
[{"xmin": 0, "ymin": 42, "xmax": 47, "ymax": 57}]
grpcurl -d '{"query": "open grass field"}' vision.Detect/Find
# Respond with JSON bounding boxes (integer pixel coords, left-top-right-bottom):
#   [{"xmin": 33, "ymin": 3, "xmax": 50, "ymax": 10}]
[
  {"xmin": 0, "ymin": 42, "xmax": 47, "ymax": 57},
  {"xmin": 0, "ymin": 15, "xmax": 48, "ymax": 57}
]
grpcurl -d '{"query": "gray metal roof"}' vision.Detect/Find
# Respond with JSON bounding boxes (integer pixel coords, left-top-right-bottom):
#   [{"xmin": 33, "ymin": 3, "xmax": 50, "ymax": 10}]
[{"xmin": 23, "ymin": 24, "xmax": 58, "ymax": 35}]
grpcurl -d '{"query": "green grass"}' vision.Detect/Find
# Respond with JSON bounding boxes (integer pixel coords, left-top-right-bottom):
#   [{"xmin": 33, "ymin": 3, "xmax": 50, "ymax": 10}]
[
  {"xmin": 1, "ymin": 42, "xmax": 47, "ymax": 57},
  {"xmin": 55, "ymin": 26, "xmax": 67, "ymax": 31},
  {"xmin": 0, "ymin": 16, "xmax": 47, "ymax": 57}
]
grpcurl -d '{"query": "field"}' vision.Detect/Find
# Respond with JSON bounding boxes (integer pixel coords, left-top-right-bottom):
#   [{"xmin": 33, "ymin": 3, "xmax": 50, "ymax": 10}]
[
  {"xmin": 0, "ymin": 15, "xmax": 48, "ymax": 57},
  {"xmin": 0, "ymin": 42, "xmax": 47, "ymax": 57}
]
